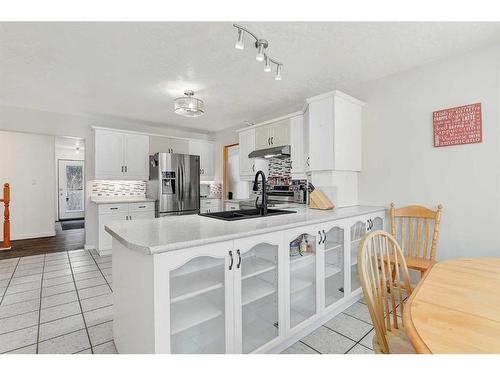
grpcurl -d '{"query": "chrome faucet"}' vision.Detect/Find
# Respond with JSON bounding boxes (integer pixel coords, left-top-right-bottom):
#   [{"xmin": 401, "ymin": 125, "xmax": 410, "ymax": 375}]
[{"xmin": 253, "ymin": 170, "xmax": 268, "ymax": 216}]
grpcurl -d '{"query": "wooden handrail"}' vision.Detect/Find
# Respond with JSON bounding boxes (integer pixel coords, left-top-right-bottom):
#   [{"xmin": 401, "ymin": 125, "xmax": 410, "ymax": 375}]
[{"xmin": 1, "ymin": 183, "xmax": 11, "ymax": 250}]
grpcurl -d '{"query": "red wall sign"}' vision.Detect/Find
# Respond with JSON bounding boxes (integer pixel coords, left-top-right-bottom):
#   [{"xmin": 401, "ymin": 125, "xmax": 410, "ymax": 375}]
[{"xmin": 433, "ymin": 103, "xmax": 482, "ymax": 147}]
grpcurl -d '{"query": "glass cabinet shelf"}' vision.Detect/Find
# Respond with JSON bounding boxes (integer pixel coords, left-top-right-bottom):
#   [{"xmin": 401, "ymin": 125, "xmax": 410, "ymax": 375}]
[
  {"xmin": 170, "ymin": 293, "xmax": 224, "ymax": 336},
  {"xmin": 170, "ymin": 264, "xmax": 224, "ymax": 304},
  {"xmin": 242, "ymin": 257, "xmax": 276, "ymax": 280},
  {"xmin": 242, "ymin": 276, "xmax": 276, "ymax": 306}
]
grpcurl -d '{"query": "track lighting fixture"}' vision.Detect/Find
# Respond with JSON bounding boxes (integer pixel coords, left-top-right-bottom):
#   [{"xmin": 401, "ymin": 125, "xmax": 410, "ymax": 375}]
[
  {"xmin": 255, "ymin": 39, "xmax": 267, "ymax": 61},
  {"xmin": 233, "ymin": 23, "xmax": 283, "ymax": 80},
  {"xmin": 235, "ymin": 29, "xmax": 245, "ymax": 50},
  {"xmin": 264, "ymin": 56, "xmax": 271, "ymax": 72},
  {"xmin": 275, "ymin": 64, "xmax": 282, "ymax": 81}
]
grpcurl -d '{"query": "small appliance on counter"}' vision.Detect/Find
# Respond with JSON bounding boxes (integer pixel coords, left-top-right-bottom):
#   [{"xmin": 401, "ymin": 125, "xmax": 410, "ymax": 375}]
[
  {"xmin": 147, "ymin": 152, "xmax": 200, "ymax": 216},
  {"xmin": 291, "ymin": 179, "xmax": 308, "ymax": 204}
]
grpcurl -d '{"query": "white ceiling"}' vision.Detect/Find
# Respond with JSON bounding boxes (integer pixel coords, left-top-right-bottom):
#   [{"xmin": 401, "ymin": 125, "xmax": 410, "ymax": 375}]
[{"xmin": 0, "ymin": 22, "xmax": 498, "ymax": 132}]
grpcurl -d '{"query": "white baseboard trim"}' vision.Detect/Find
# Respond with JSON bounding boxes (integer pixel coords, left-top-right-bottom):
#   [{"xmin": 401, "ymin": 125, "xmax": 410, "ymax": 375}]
[
  {"xmin": 84, "ymin": 244, "xmax": 96, "ymax": 251},
  {"xmin": 10, "ymin": 231, "xmax": 56, "ymax": 241}
]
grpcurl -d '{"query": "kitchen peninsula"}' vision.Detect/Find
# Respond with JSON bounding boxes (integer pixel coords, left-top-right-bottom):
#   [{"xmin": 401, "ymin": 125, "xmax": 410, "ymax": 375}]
[{"xmin": 105, "ymin": 205, "xmax": 385, "ymax": 354}]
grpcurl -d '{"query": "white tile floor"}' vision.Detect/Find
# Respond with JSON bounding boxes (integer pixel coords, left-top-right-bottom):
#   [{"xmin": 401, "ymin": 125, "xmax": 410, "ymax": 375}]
[
  {"xmin": 1, "ymin": 249, "xmax": 377, "ymax": 354},
  {"xmin": 0, "ymin": 249, "xmax": 116, "ymax": 354}
]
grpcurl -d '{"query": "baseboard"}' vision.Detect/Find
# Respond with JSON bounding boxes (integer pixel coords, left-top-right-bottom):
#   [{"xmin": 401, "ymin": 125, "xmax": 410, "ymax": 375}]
[
  {"xmin": 84, "ymin": 244, "xmax": 96, "ymax": 251},
  {"xmin": 10, "ymin": 231, "xmax": 56, "ymax": 241}
]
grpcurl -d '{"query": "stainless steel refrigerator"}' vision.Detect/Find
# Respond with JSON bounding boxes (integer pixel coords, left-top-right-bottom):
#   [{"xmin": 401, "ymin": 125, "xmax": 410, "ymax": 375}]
[{"xmin": 147, "ymin": 153, "xmax": 200, "ymax": 216}]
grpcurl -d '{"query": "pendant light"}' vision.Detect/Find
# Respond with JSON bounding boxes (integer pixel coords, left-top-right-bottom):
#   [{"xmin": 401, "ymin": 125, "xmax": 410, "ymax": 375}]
[
  {"xmin": 174, "ymin": 91, "xmax": 205, "ymax": 118},
  {"xmin": 235, "ymin": 29, "xmax": 245, "ymax": 50},
  {"xmin": 264, "ymin": 55, "xmax": 271, "ymax": 72}
]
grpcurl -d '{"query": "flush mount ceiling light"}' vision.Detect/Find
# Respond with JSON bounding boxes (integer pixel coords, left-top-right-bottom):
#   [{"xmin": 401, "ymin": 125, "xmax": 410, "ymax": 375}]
[
  {"xmin": 174, "ymin": 90, "xmax": 205, "ymax": 118},
  {"xmin": 233, "ymin": 24, "xmax": 283, "ymax": 81}
]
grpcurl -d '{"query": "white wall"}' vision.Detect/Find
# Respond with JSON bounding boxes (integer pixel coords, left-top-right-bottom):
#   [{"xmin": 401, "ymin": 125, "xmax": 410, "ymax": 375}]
[
  {"xmin": 356, "ymin": 45, "xmax": 500, "ymax": 260},
  {"xmin": 0, "ymin": 130, "xmax": 56, "ymax": 240}
]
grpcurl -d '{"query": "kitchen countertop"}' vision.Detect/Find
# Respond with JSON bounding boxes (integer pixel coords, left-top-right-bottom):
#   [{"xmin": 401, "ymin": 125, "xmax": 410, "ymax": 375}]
[
  {"xmin": 91, "ymin": 197, "xmax": 156, "ymax": 204},
  {"xmin": 105, "ymin": 205, "xmax": 386, "ymax": 255}
]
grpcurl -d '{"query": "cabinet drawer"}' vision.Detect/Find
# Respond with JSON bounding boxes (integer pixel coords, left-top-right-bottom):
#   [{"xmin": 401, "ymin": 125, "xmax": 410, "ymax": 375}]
[
  {"xmin": 128, "ymin": 202, "xmax": 155, "ymax": 212},
  {"xmin": 98, "ymin": 203, "xmax": 129, "ymax": 215}
]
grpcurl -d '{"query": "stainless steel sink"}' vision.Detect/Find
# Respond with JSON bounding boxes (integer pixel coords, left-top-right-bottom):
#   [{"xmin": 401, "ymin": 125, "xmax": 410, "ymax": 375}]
[{"xmin": 199, "ymin": 208, "xmax": 296, "ymax": 221}]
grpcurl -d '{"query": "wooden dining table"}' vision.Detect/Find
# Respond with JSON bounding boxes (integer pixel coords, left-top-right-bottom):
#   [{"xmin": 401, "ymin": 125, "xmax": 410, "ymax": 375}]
[{"xmin": 403, "ymin": 257, "xmax": 500, "ymax": 353}]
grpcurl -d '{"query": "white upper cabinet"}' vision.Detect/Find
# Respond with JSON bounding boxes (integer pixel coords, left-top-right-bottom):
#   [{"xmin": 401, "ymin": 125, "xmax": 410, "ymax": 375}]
[
  {"xmin": 95, "ymin": 130, "xmax": 125, "ymax": 179},
  {"xmin": 124, "ymin": 134, "xmax": 150, "ymax": 180},
  {"xmin": 239, "ymin": 129, "xmax": 267, "ymax": 180},
  {"xmin": 95, "ymin": 129, "xmax": 149, "ymax": 180},
  {"xmin": 149, "ymin": 136, "xmax": 189, "ymax": 154},
  {"xmin": 306, "ymin": 91, "xmax": 364, "ymax": 172},
  {"xmin": 239, "ymin": 128, "xmax": 256, "ymax": 177},
  {"xmin": 289, "ymin": 115, "xmax": 305, "ymax": 176},
  {"xmin": 188, "ymin": 140, "xmax": 214, "ymax": 180},
  {"xmin": 255, "ymin": 120, "xmax": 290, "ymax": 149}
]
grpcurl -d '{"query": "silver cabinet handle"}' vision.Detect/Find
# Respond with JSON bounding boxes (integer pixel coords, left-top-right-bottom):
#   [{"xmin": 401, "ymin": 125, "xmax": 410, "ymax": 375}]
[
  {"xmin": 124, "ymin": 166, "xmax": 127, "ymax": 173},
  {"xmin": 229, "ymin": 250, "xmax": 234, "ymax": 270},
  {"xmin": 110, "ymin": 207, "xmax": 118, "ymax": 210},
  {"xmin": 318, "ymin": 230, "xmax": 322, "ymax": 244},
  {"xmin": 271, "ymin": 136, "xmax": 274, "ymax": 145},
  {"xmin": 138, "ymin": 205, "xmax": 146, "ymax": 208},
  {"xmin": 322, "ymin": 230, "xmax": 326, "ymax": 244},
  {"xmin": 306, "ymin": 157, "xmax": 310, "ymax": 166},
  {"xmin": 121, "ymin": 166, "xmax": 124, "ymax": 173}
]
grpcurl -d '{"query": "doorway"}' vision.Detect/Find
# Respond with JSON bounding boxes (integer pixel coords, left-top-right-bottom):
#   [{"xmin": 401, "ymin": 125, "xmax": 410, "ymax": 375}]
[
  {"xmin": 58, "ymin": 159, "xmax": 85, "ymax": 220},
  {"xmin": 223, "ymin": 143, "xmax": 249, "ymax": 200}
]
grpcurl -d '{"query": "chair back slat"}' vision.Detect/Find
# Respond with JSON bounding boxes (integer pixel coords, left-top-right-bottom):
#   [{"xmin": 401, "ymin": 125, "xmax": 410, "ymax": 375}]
[
  {"xmin": 390, "ymin": 203, "xmax": 443, "ymax": 262},
  {"xmin": 358, "ymin": 230, "xmax": 413, "ymax": 354}
]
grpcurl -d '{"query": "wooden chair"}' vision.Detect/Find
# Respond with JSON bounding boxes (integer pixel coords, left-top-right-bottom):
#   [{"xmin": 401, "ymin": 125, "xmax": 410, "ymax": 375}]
[
  {"xmin": 358, "ymin": 230, "xmax": 415, "ymax": 354},
  {"xmin": 390, "ymin": 203, "xmax": 443, "ymax": 278}
]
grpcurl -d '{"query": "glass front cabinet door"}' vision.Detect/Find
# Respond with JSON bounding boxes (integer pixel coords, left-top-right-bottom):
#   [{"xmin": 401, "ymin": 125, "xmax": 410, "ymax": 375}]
[
  {"xmin": 166, "ymin": 241, "xmax": 234, "ymax": 354},
  {"xmin": 321, "ymin": 224, "xmax": 346, "ymax": 309},
  {"xmin": 233, "ymin": 232, "xmax": 283, "ymax": 353},
  {"xmin": 284, "ymin": 225, "xmax": 321, "ymax": 332},
  {"xmin": 348, "ymin": 213, "xmax": 385, "ymax": 293}
]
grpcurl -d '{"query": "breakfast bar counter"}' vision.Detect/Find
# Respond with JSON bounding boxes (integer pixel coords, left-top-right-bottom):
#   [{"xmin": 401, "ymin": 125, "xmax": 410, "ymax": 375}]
[{"xmin": 106, "ymin": 205, "xmax": 386, "ymax": 354}]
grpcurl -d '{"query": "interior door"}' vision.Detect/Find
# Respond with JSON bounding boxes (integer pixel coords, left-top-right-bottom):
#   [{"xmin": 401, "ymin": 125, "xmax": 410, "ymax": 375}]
[{"xmin": 58, "ymin": 160, "xmax": 85, "ymax": 220}]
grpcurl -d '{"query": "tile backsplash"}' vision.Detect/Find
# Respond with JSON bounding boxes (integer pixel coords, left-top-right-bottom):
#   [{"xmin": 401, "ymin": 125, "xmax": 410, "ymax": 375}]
[
  {"xmin": 268, "ymin": 157, "xmax": 292, "ymax": 178},
  {"xmin": 91, "ymin": 180, "xmax": 146, "ymax": 197}
]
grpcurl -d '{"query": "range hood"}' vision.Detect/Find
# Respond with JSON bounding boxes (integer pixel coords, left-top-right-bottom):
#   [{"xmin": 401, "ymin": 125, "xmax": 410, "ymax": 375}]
[{"xmin": 248, "ymin": 145, "xmax": 291, "ymax": 159}]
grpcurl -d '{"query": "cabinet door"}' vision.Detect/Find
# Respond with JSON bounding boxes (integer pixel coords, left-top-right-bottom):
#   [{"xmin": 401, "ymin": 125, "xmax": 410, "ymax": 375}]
[
  {"xmin": 98, "ymin": 212, "xmax": 128, "ymax": 251},
  {"xmin": 285, "ymin": 226, "xmax": 321, "ymax": 331},
  {"xmin": 190, "ymin": 141, "xmax": 214, "ymax": 180},
  {"xmin": 95, "ymin": 130, "xmax": 125, "ymax": 179},
  {"xmin": 322, "ymin": 224, "xmax": 346, "ymax": 309},
  {"xmin": 255, "ymin": 125, "xmax": 271, "ymax": 150},
  {"xmin": 290, "ymin": 115, "xmax": 305, "ymax": 176},
  {"xmin": 349, "ymin": 219, "xmax": 367, "ymax": 293},
  {"xmin": 308, "ymin": 97, "xmax": 334, "ymax": 171},
  {"xmin": 269, "ymin": 120, "xmax": 289, "ymax": 147},
  {"xmin": 303, "ymin": 106, "xmax": 310, "ymax": 171},
  {"xmin": 168, "ymin": 245, "xmax": 233, "ymax": 354},
  {"xmin": 233, "ymin": 233, "xmax": 281, "ymax": 353},
  {"xmin": 169, "ymin": 138, "xmax": 189, "ymax": 154},
  {"xmin": 239, "ymin": 129, "xmax": 256, "ymax": 177},
  {"xmin": 128, "ymin": 211, "xmax": 154, "ymax": 220},
  {"xmin": 124, "ymin": 134, "xmax": 149, "ymax": 180}
]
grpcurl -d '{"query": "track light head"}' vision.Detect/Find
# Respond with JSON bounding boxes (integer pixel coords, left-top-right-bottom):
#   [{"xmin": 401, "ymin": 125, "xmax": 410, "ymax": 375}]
[
  {"xmin": 235, "ymin": 29, "xmax": 245, "ymax": 50},
  {"xmin": 275, "ymin": 65, "xmax": 282, "ymax": 81},
  {"xmin": 255, "ymin": 39, "xmax": 268, "ymax": 62},
  {"xmin": 264, "ymin": 56, "xmax": 271, "ymax": 72}
]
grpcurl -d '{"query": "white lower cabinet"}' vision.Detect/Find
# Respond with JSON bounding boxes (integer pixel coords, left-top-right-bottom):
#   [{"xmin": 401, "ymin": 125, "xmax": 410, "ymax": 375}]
[
  {"xmin": 200, "ymin": 198, "xmax": 222, "ymax": 214},
  {"xmin": 128, "ymin": 211, "xmax": 384, "ymax": 353},
  {"xmin": 97, "ymin": 202, "xmax": 155, "ymax": 254}
]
